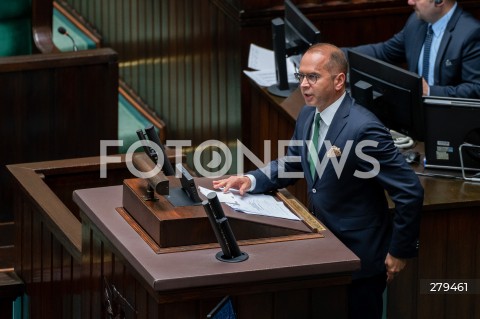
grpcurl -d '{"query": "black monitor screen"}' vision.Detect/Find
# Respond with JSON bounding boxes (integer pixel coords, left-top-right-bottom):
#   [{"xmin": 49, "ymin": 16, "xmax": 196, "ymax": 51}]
[
  {"xmin": 423, "ymin": 96, "xmax": 480, "ymax": 172},
  {"xmin": 347, "ymin": 50, "xmax": 424, "ymax": 141},
  {"xmin": 284, "ymin": 0, "xmax": 320, "ymax": 56},
  {"xmin": 268, "ymin": 0, "xmax": 321, "ymax": 97}
]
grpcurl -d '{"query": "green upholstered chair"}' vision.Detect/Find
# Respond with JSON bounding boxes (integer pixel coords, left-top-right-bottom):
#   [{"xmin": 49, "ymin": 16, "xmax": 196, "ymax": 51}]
[{"xmin": 0, "ymin": 0, "xmax": 32, "ymax": 56}]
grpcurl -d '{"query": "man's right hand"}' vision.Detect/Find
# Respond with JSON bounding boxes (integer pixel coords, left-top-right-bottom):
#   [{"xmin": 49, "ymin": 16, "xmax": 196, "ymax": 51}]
[
  {"xmin": 212, "ymin": 176, "xmax": 252, "ymax": 196},
  {"xmin": 422, "ymin": 78, "xmax": 430, "ymax": 96}
]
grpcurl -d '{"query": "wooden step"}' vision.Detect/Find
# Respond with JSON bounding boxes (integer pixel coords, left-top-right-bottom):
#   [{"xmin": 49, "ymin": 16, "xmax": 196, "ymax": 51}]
[
  {"xmin": 0, "ymin": 270, "xmax": 24, "ymax": 318},
  {"xmin": 0, "ymin": 270, "xmax": 23, "ymax": 296},
  {"xmin": 0, "ymin": 221, "xmax": 14, "ymax": 247}
]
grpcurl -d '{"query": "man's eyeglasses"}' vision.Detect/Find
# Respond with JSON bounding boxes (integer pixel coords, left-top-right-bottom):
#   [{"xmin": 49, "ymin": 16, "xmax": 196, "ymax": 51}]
[{"xmin": 294, "ymin": 72, "xmax": 321, "ymax": 85}]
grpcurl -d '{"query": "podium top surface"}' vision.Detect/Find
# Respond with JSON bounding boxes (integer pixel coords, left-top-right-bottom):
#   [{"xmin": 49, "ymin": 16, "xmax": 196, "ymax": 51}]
[{"xmin": 73, "ymin": 185, "xmax": 360, "ymax": 292}]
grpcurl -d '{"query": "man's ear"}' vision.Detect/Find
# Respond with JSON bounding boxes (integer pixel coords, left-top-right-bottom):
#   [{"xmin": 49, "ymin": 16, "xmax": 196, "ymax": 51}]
[{"xmin": 335, "ymin": 73, "xmax": 347, "ymax": 90}]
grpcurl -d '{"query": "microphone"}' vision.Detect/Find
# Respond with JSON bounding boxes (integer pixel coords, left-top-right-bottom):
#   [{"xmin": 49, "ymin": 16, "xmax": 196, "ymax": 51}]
[{"xmin": 57, "ymin": 26, "xmax": 78, "ymax": 52}]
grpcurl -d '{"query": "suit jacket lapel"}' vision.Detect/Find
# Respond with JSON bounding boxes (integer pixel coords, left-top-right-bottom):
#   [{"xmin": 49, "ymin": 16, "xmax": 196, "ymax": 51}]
[
  {"xmin": 435, "ymin": 7, "xmax": 461, "ymax": 82},
  {"xmin": 314, "ymin": 95, "xmax": 351, "ymax": 183}
]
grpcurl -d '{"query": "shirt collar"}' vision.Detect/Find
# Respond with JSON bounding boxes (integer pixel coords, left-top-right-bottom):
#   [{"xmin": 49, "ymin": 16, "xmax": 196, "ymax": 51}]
[
  {"xmin": 431, "ymin": 2, "xmax": 456, "ymax": 35},
  {"xmin": 316, "ymin": 92, "xmax": 346, "ymax": 126}
]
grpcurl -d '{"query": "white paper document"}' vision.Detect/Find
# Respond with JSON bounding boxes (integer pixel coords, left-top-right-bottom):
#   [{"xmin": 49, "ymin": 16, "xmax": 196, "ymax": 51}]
[
  {"xmin": 198, "ymin": 186, "xmax": 300, "ymax": 221},
  {"xmin": 243, "ymin": 70, "xmax": 278, "ymax": 87},
  {"xmin": 244, "ymin": 43, "xmax": 297, "ymax": 87},
  {"xmin": 248, "ymin": 43, "xmax": 276, "ymax": 71}
]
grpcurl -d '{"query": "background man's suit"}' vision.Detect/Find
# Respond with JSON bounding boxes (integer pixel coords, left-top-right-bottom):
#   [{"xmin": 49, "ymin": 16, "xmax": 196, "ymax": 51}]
[
  {"xmin": 346, "ymin": 6, "xmax": 480, "ymax": 98},
  {"xmin": 250, "ymin": 94, "xmax": 424, "ymax": 280}
]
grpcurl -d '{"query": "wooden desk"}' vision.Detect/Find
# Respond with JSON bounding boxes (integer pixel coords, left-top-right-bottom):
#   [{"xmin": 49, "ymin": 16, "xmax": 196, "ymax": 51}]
[
  {"xmin": 245, "ymin": 80, "xmax": 480, "ymax": 319},
  {"xmin": 73, "ymin": 178, "xmax": 359, "ymax": 318}
]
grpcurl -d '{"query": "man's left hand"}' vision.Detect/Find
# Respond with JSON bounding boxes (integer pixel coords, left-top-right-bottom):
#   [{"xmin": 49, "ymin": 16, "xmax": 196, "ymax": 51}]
[{"xmin": 385, "ymin": 253, "xmax": 407, "ymax": 283}]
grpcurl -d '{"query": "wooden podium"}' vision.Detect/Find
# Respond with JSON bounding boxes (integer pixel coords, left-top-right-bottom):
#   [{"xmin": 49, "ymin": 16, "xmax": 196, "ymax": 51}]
[
  {"xmin": 120, "ymin": 171, "xmax": 326, "ymax": 251},
  {"xmin": 73, "ymin": 173, "xmax": 360, "ymax": 318}
]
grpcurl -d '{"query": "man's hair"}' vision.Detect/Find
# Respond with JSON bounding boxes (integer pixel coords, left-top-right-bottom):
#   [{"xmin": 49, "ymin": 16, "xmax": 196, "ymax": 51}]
[{"xmin": 307, "ymin": 43, "xmax": 348, "ymax": 76}]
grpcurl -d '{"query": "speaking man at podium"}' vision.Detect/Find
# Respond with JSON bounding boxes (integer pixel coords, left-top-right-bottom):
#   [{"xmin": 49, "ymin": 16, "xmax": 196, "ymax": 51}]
[{"xmin": 214, "ymin": 43, "xmax": 424, "ymax": 319}]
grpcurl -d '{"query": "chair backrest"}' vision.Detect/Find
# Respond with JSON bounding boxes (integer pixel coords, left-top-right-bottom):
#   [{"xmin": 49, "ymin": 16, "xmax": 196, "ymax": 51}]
[{"xmin": 0, "ymin": 0, "xmax": 33, "ymax": 56}]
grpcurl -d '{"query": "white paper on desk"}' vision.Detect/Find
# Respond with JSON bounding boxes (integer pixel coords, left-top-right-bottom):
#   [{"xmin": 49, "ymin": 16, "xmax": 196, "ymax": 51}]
[
  {"xmin": 198, "ymin": 186, "xmax": 300, "ymax": 221},
  {"xmin": 245, "ymin": 44, "xmax": 298, "ymax": 87},
  {"xmin": 243, "ymin": 69, "xmax": 298, "ymax": 88},
  {"xmin": 248, "ymin": 43, "xmax": 276, "ymax": 71},
  {"xmin": 243, "ymin": 70, "xmax": 277, "ymax": 87},
  {"xmin": 230, "ymin": 193, "xmax": 300, "ymax": 220}
]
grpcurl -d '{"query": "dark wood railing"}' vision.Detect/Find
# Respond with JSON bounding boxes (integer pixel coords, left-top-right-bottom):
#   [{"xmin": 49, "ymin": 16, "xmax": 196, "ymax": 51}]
[{"xmin": 0, "ymin": 48, "xmax": 119, "ymax": 222}]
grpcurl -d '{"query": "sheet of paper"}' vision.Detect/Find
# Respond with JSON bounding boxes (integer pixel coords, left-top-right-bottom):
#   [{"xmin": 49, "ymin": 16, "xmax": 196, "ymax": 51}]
[
  {"xmin": 198, "ymin": 186, "xmax": 300, "ymax": 221},
  {"xmin": 248, "ymin": 43, "xmax": 276, "ymax": 71},
  {"xmin": 243, "ymin": 70, "xmax": 278, "ymax": 87},
  {"xmin": 245, "ymin": 44, "xmax": 298, "ymax": 87}
]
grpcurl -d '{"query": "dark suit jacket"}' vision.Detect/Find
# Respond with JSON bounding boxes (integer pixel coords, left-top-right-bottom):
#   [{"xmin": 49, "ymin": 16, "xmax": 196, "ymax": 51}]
[
  {"xmin": 250, "ymin": 94, "xmax": 424, "ymax": 279},
  {"xmin": 346, "ymin": 6, "xmax": 480, "ymax": 98}
]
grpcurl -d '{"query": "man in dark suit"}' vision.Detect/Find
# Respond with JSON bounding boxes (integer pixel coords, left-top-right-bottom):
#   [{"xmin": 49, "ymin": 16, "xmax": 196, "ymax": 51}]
[
  {"xmin": 213, "ymin": 43, "xmax": 424, "ymax": 319},
  {"xmin": 344, "ymin": 0, "xmax": 480, "ymax": 98}
]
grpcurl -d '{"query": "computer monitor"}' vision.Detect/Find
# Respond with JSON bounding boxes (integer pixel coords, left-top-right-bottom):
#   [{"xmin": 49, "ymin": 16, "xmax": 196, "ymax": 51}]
[
  {"xmin": 347, "ymin": 50, "xmax": 424, "ymax": 141},
  {"xmin": 268, "ymin": 0, "xmax": 321, "ymax": 97},
  {"xmin": 423, "ymin": 96, "xmax": 480, "ymax": 174}
]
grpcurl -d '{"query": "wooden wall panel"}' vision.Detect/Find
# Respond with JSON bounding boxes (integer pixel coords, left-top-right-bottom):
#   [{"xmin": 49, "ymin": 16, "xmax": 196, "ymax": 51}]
[
  {"xmin": 65, "ymin": 0, "xmax": 242, "ymax": 173},
  {"xmin": 383, "ymin": 205, "xmax": 480, "ymax": 319},
  {"xmin": 414, "ymin": 207, "xmax": 480, "ymax": 319},
  {"xmin": 14, "ymin": 193, "xmax": 83, "ymax": 318},
  {"xmin": 0, "ymin": 49, "xmax": 118, "ymax": 222}
]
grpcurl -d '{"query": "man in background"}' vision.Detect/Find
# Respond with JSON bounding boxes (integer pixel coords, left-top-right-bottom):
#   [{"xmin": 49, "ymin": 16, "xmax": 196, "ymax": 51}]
[{"xmin": 344, "ymin": 0, "xmax": 480, "ymax": 98}]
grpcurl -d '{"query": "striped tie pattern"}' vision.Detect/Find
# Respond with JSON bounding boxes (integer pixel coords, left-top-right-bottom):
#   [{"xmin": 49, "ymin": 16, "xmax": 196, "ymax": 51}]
[{"xmin": 422, "ymin": 25, "xmax": 434, "ymax": 83}]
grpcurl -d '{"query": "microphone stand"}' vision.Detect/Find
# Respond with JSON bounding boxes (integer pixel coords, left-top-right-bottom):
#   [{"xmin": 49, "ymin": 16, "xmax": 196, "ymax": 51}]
[{"xmin": 57, "ymin": 26, "xmax": 78, "ymax": 52}]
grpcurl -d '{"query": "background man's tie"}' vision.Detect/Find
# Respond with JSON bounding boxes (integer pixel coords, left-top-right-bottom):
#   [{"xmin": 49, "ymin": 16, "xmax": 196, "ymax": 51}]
[{"xmin": 422, "ymin": 25, "xmax": 434, "ymax": 83}]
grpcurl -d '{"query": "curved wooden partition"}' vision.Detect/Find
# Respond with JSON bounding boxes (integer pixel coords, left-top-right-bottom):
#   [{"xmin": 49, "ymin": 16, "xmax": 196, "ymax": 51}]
[{"xmin": 8, "ymin": 156, "xmax": 133, "ymax": 318}]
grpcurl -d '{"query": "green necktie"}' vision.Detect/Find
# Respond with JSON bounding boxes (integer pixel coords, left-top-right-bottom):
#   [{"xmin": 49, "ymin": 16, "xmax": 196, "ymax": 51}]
[{"xmin": 309, "ymin": 113, "xmax": 321, "ymax": 177}]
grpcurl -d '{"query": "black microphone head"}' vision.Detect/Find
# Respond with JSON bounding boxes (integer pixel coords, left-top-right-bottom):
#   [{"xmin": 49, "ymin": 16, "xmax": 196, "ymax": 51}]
[{"xmin": 57, "ymin": 26, "xmax": 67, "ymax": 35}]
